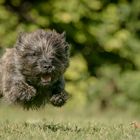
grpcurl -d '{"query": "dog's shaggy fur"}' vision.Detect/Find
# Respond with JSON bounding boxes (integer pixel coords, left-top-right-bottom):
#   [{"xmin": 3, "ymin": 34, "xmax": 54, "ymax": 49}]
[{"xmin": 0, "ymin": 29, "xmax": 70, "ymax": 109}]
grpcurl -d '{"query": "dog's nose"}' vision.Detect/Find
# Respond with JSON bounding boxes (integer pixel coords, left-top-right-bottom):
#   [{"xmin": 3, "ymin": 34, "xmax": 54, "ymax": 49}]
[
  {"xmin": 43, "ymin": 64, "xmax": 52, "ymax": 70},
  {"xmin": 40, "ymin": 60, "xmax": 54, "ymax": 72}
]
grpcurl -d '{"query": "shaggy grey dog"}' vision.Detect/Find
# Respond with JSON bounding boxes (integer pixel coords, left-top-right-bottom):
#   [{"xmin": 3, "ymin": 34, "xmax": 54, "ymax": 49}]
[{"xmin": 0, "ymin": 29, "xmax": 70, "ymax": 109}]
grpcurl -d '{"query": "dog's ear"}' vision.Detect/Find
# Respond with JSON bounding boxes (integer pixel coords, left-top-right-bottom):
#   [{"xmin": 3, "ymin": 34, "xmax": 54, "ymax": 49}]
[
  {"xmin": 61, "ymin": 32, "xmax": 70, "ymax": 53},
  {"xmin": 64, "ymin": 42, "xmax": 70, "ymax": 55},
  {"xmin": 60, "ymin": 31, "xmax": 66, "ymax": 40},
  {"xmin": 17, "ymin": 32, "xmax": 27, "ymax": 43},
  {"xmin": 15, "ymin": 32, "xmax": 28, "ymax": 52},
  {"xmin": 52, "ymin": 29, "xmax": 57, "ymax": 33}
]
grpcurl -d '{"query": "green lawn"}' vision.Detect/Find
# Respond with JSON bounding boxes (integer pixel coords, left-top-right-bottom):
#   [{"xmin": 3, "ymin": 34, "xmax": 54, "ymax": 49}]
[
  {"xmin": 0, "ymin": 119, "xmax": 140, "ymax": 140},
  {"xmin": 0, "ymin": 105, "xmax": 139, "ymax": 140}
]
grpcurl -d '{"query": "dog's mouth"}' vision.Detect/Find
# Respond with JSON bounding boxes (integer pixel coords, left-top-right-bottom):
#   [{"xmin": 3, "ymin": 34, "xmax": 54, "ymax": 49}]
[{"xmin": 41, "ymin": 74, "xmax": 52, "ymax": 85}]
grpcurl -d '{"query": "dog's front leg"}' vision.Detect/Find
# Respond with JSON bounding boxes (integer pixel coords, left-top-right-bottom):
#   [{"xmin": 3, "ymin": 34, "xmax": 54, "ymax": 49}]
[{"xmin": 49, "ymin": 76, "xmax": 69, "ymax": 107}]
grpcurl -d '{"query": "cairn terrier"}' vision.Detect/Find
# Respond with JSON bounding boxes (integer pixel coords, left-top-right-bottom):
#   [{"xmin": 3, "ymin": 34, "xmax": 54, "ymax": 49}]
[{"xmin": 0, "ymin": 29, "xmax": 70, "ymax": 109}]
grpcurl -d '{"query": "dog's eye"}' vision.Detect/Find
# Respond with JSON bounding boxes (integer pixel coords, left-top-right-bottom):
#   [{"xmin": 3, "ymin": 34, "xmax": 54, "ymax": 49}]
[
  {"xmin": 25, "ymin": 52, "xmax": 39, "ymax": 57},
  {"xmin": 32, "ymin": 52, "xmax": 39, "ymax": 56},
  {"xmin": 56, "ymin": 54, "xmax": 63, "ymax": 60}
]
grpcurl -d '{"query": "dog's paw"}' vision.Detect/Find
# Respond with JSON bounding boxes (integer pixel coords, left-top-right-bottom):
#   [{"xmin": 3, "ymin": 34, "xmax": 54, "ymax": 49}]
[
  {"xmin": 50, "ymin": 93, "xmax": 67, "ymax": 107},
  {"xmin": 17, "ymin": 82, "xmax": 36, "ymax": 101}
]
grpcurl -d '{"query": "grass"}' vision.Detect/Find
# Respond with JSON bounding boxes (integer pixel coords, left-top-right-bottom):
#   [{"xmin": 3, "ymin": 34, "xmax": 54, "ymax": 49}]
[
  {"xmin": 0, "ymin": 119, "xmax": 140, "ymax": 140},
  {"xmin": 0, "ymin": 105, "xmax": 139, "ymax": 140}
]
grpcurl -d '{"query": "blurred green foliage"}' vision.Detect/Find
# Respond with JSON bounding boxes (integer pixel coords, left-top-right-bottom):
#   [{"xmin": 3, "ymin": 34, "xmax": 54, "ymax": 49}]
[{"xmin": 0, "ymin": 0, "xmax": 140, "ymax": 114}]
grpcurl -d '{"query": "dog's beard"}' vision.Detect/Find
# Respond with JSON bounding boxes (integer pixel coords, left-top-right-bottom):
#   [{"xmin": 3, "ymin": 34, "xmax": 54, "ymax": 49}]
[{"xmin": 25, "ymin": 73, "xmax": 53, "ymax": 87}]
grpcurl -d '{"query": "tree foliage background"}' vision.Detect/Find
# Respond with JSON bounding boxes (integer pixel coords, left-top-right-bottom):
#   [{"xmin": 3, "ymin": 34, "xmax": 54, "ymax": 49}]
[{"xmin": 0, "ymin": 0, "xmax": 140, "ymax": 114}]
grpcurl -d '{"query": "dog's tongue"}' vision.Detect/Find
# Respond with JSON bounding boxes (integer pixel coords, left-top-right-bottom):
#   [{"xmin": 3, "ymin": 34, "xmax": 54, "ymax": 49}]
[{"xmin": 41, "ymin": 74, "xmax": 51, "ymax": 82}]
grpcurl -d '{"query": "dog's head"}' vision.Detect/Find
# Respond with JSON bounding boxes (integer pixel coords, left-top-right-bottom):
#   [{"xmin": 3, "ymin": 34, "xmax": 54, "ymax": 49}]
[{"xmin": 15, "ymin": 29, "xmax": 70, "ymax": 86}]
